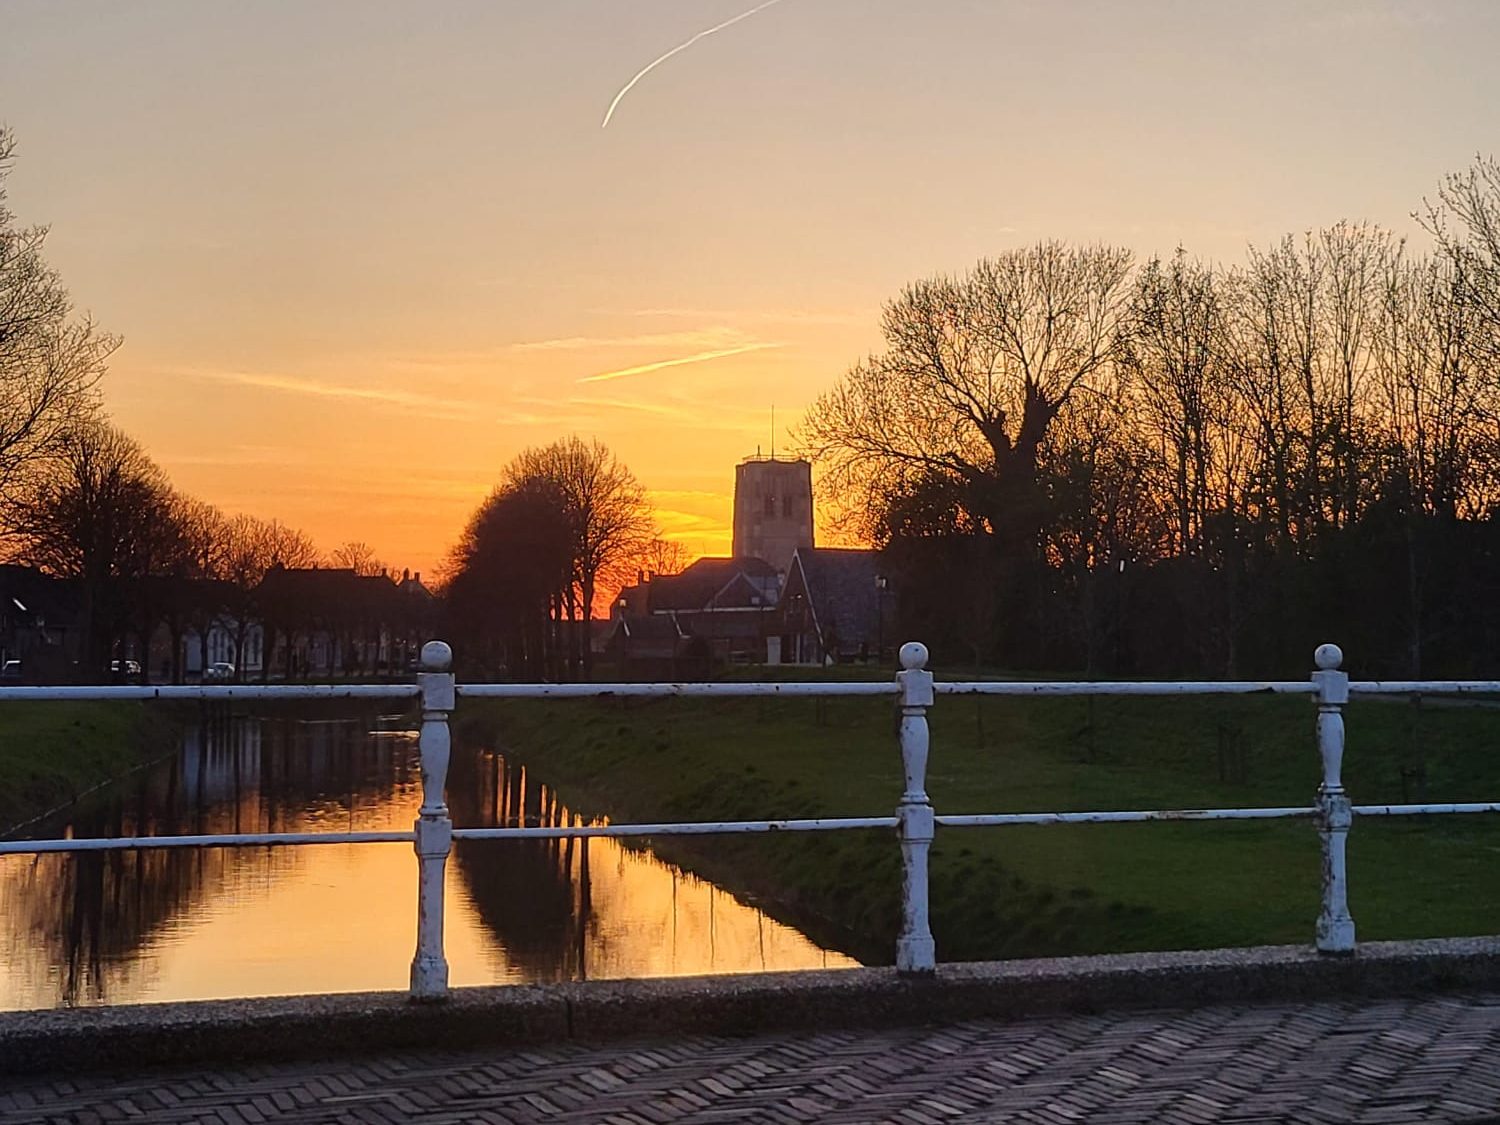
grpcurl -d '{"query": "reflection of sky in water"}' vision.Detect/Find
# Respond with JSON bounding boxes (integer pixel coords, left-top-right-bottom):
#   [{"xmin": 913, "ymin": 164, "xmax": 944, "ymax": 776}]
[{"xmin": 0, "ymin": 716, "xmax": 855, "ymax": 1010}]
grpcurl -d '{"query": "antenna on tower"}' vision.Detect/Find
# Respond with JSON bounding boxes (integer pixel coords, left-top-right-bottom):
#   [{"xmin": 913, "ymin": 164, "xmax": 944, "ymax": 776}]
[{"xmin": 770, "ymin": 404, "xmax": 775, "ymax": 461}]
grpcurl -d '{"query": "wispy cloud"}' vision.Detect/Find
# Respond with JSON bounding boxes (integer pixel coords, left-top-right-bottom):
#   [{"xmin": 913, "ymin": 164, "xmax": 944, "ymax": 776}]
[
  {"xmin": 503, "ymin": 393, "xmax": 687, "ymax": 423},
  {"xmin": 652, "ymin": 506, "xmax": 731, "ymax": 536},
  {"xmin": 385, "ymin": 328, "xmax": 771, "ymax": 373},
  {"xmin": 1305, "ymin": 2, "xmax": 1445, "ymax": 33},
  {"xmin": 494, "ymin": 393, "xmax": 762, "ymax": 432},
  {"xmin": 173, "ymin": 368, "xmax": 476, "ymax": 420},
  {"xmin": 158, "ymin": 445, "xmax": 317, "ymax": 468},
  {"xmin": 567, "ymin": 396, "xmax": 695, "ymax": 420},
  {"xmin": 491, "ymin": 412, "xmax": 561, "ymax": 427},
  {"xmin": 648, "ymin": 488, "xmax": 730, "ymax": 504},
  {"xmin": 578, "ymin": 343, "xmax": 781, "ymax": 384},
  {"xmin": 619, "ymin": 307, "xmax": 865, "ymax": 326},
  {"xmin": 510, "ymin": 327, "xmax": 752, "ymax": 352}
]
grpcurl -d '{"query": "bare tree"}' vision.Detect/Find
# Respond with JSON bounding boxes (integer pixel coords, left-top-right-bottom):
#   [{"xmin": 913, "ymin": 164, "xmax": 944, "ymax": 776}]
[
  {"xmin": 199, "ymin": 514, "xmax": 318, "ymax": 679},
  {"xmin": 800, "ymin": 241, "xmax": 1134, "ymax": 548},
  {"xmin": 640, "ymin": 536, "xmax": 687, "ymax": 578},
  {"xmin": 331, "ymin": 539, "xmax": 387, "ymax": 577},
  {"xmin": 1216, "ymin": 224, "xmax": 1400, "ymax": 549},
  {"xmin": 1124, "ymin": 251, "xmax": 1233, "ymax": 556},
  {"xmin": 256, "ymin": 519, "xmax": 322, "ymax": 571},
  {"xmin": 174, "ymin": 496, "xmax": 231, "ymax": 578},
  {"xmin": 443, "ymin": 477, "xmax": 574, "ymax": 680},
  {"xmin": 2, "ymin": 421, "xmax": 182, "ymax": 671},
  {"xmin": 510, "ymin": 437, "xmax": 655, "ymax": 675},
  {"xmin": 0, "ymin": 129, "xmax": 116, "ymax": 496},
  {"xmin": 1422, "ymin": 155, "xmax": 1500, "ymax": 357},
  {"xmin": 163, "ymin": 496, "xmax": 234, "ymax": 681},
  {"xmin": 4, "ymin": 422, "xmax": 172, "ymax": 577},
  {"xmin": 1370, "ymin": 252, "xmax": 1490, "ymax": 518}
]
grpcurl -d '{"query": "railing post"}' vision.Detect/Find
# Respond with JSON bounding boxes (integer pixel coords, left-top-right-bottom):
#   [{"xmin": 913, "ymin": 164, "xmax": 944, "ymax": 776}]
[
  {"xmin": 410, "ymin": 639, "xmax": 455, "ymax": 999},
  {"xmin": 895, "ymin": 640, "xmax": 936, "ymax": 974},
  {"xmin": 1313, "ymin": 642, "xmax": 1355, "ymax": 954}
]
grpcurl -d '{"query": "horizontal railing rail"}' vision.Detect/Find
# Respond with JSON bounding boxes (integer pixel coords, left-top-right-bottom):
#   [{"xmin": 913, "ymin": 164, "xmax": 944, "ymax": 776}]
[
  {"xmin": 450, "ymin": 816, "xmax": 902, "ymax": 840},
  {"xmin": 3, "ymin": 638, "xmax": 1499, "ymax": 1000},
  {"xmin": 935, "ymin": 807, "xmax": 1319, "ymax": 827},
  {"xmin": 4, "ymin": 830, "xmax": 418, "ymax": 853},
  {"xmin": 0, "ymin": 684, "xmax": 420, "ymax": 702},
  {"xmin": 932, "ymin": 680, "xmax": 1315, "ymax": 696},
  {"xmin": 1350, "ymin": 681, "xmax": 1500, "ymax": 694},
  {"xmin": 456, "ymin": 681, "xmax": 899, "ymax": 698}
]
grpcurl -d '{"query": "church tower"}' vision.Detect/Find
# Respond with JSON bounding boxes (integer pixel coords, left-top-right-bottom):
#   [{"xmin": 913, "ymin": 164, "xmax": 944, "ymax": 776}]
[{"xmin": 732, "ymin": 456, "xmax": 814, "ymax": 574}]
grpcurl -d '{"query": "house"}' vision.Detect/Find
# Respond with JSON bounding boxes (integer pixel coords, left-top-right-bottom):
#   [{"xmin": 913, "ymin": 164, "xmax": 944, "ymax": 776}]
[
  {"xmin": 255, "ymin": 566, "xmax": 436, "ymax": 679},
  {"xmin": 136, "ymin": 577, "xmax": 260, "ymax": 683},
  {"xmin": 606, "ymin": 556, "xmax": 782, "ymax": 677},
  {"xmin": 184, "ymin": 614, "xmax": 265, "ymax": 679},
  {"xmin": 775, "ymin": 547, "xmax": 897, "ymax": 665},
  {"xmin": 601, "ymin": 612, "xmax": 706, "ymax": 681},
  {"xmin": 0, "ymin": 565, "xmax": 83, "ymax": 682}
]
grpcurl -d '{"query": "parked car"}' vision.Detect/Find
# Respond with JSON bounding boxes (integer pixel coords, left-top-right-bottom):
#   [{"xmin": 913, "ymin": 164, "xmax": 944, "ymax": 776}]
[
  {"xmin": 203, "ymin": 662, "xmax": 236, "ymax": 682},
  {"xmin": 110, "ymin": 659, "xmax": 143, "ymax": 681}
]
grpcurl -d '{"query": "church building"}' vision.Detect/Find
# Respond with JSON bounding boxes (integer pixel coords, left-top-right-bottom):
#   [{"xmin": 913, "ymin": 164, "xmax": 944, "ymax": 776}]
[{"xmin": 607, "ymin": 453, "xmax": 893, "ymax": 674}]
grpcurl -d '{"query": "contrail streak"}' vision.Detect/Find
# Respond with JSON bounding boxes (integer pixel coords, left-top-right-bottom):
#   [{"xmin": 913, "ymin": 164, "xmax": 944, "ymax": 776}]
[
  {"xmin": 578, "ymin": 343, "xmax": 781, "ymax": 383},
  {"xmin": 601, "ymin": 0, "xmax": 786, "ymax": 128}
]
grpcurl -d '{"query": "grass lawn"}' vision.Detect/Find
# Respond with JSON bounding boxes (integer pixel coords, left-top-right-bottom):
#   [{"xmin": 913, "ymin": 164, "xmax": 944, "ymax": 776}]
[
  {"xmin": 457, "ymin": 680, "xmax": 1500, "ymax": 964},
  {"xmin": 0, "ymin": 701, "xmax": 167, "ymax": 834}
]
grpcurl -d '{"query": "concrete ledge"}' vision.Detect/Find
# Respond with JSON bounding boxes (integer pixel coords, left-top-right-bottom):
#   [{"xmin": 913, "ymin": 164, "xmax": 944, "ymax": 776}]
[
  {"xmin": 4, "ymin": 936, "xmax": 1499, "ymax": 1076},
  {"xmin": 0, "ymin": 986, "xmax": 567, "ymax": 1077}
]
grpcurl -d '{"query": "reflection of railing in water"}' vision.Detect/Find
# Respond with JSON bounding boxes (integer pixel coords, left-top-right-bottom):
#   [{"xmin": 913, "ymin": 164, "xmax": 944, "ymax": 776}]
[
  {"xmin": 445, "ymin": 751, "xmax": 841, "ymax": 982},
  {"xmin": 448, "ymin": 751, "xmax": 590, "ymax": 980},
  {"xmin": 6, "ymin": 639, "xmax": 1500, "ymax": 1000},
  {"xmin": 1, "ymin": 714, "xmax": 418, "ymax": 1007}
]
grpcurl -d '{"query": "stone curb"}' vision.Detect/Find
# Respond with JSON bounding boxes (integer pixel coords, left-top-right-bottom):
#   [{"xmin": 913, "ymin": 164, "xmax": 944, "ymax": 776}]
[{"xmin": 3, "ymin": 936, "xmax": 1498, "ymax": 1077}]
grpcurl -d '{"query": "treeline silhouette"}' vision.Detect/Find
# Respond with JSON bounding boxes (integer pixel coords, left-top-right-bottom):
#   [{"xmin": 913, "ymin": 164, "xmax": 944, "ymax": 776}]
[
  {"xmin": 3, "ymin": 126, "xmax": 678, "ymax": 682},
  {"xmin": 442, "ymin": 436, "xmax": 671, "ymax": 681},
  {"xmin": 0, "ymin": 127, "xmax": 426, "ymax": 677},
  {"xmin": 803, "ymin": 159, "xmax": 1500, "ymax": 678}
]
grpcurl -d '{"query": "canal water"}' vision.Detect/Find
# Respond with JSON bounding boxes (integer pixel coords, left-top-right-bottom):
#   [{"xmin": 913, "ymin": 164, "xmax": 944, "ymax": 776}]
[{"xmin": 0, "ymin": 710, "xmax": 856, "ymax": 1010}]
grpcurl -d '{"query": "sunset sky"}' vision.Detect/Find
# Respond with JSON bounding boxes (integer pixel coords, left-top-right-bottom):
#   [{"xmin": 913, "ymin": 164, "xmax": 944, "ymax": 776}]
[{"xmin": 3, "ymin": 0, "xmax": 1498, "ymax": 576}]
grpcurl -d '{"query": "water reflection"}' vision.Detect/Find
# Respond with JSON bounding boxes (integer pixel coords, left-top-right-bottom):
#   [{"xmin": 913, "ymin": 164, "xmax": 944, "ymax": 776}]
[{"xmin": 0, "ymin": 711, "xmax": 855, "ymax": 1010}]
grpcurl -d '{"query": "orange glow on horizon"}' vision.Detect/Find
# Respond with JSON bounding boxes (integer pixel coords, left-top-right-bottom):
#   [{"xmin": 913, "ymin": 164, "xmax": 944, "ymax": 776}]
[
  {"xmin": 116, "ymin": 330, "xmax": 867, "ymax": 577},
  {"xmin": 6, "ymin": 1, "xmax": 1488, "ymax": 576}
]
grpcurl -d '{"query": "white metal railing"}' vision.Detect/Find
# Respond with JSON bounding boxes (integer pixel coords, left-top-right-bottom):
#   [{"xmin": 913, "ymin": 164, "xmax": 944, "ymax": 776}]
[{"xmin": 1, "ymin": 639, "xmax": 1497, "ymax": 1000}]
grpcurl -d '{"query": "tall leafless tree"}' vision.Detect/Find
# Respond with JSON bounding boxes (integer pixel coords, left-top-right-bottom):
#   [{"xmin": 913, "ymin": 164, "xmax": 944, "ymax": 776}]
[
  {"xmin": 1123, "ymin": 251, "xmax": 1236, "ymax": 557},
  {"xmin": 1422, "ymin": 155, "xmax": 1500, "ymax": 361},
  {"xmin": 0, "ymin": 129, "xmax": 116, "ymax": 497},
  {"xmin": 331, "ymin": 540, "xmax": 387, "ymax": 577},
  {"xmin": 2, "ymin": 421, "xmax": 183, "ymax": 670},
  {"xmin": 510, "ymin": 436, "xmax": 654, "ymax": 676},
  {"xmin": 801, "ymin": 242, "xmax": 1134, "ymax": 548}
]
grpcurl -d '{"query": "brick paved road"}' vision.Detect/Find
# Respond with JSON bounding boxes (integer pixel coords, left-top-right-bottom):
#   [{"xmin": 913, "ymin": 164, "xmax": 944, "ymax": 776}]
[{"xmin": 5, "ymin": 993, "xmax": 1500, "ymax": 1124}]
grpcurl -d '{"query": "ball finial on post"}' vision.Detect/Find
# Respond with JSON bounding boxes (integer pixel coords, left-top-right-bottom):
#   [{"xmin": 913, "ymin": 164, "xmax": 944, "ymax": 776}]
[
  {"xmin": 1314, "ymin": 643, "xmax": 1343, "ymax": 671},
  {"xmin": 421, "ymin": 640, "xmax": 453, "ymax": 672},
  {"xmin": 899, "ymin": 641, "xmax": 929, "ymax": 671}
]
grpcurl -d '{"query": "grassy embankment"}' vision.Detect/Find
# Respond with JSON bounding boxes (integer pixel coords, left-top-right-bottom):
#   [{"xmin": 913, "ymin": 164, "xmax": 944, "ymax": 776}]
[
  {"xmin": 0, "ymin": 701, "xmax": 172, "ymax": 835},
  {"xmin": 459, "ymin": 676, "xmax": 1500, "ymax": 965}
]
